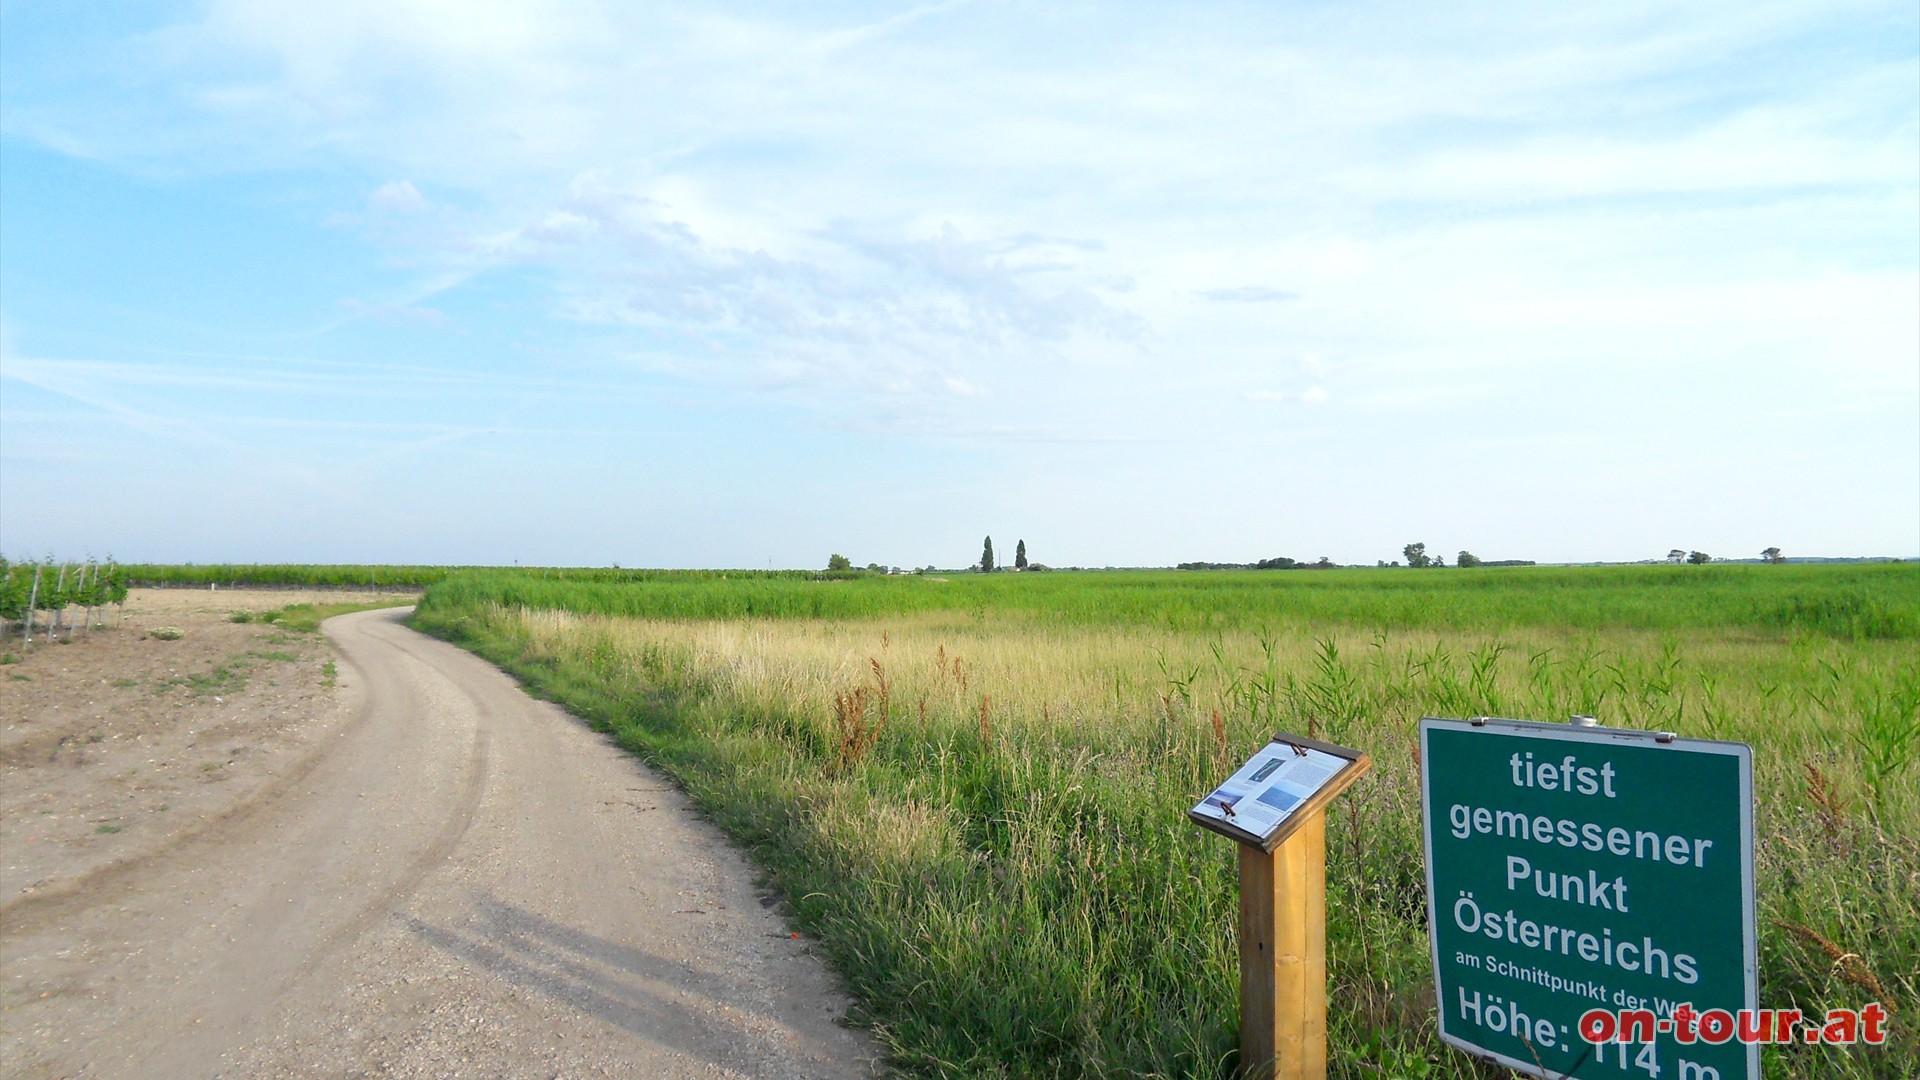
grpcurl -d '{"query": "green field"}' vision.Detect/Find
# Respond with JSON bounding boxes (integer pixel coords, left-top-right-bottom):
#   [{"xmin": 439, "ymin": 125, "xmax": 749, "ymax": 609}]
[
  {"xmin": 117, "ymin": 562, "xmax": 460, "ymax": 589},
  {"xmin": 420, "ymin": 562, "xmax": 1920, "ymax": 640},
  {"xmin": 411, "ymin": 563, "xmax": 1919, "ymax": 1079}
]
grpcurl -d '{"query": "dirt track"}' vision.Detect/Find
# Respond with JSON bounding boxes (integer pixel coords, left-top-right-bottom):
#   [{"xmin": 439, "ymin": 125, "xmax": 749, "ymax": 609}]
[{"xmin": 1, "ymin": 606, "xmax": 877, "ymax": 1078}]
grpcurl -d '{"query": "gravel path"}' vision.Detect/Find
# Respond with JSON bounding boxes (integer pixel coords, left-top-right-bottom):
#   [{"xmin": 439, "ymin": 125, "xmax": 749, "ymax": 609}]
[{"xmin": 1, "ymin": 607, "xmax": 879, "ymax": 1078}]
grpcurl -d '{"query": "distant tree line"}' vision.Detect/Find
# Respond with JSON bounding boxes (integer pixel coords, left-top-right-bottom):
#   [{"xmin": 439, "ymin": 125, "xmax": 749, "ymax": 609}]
[
  {"xmin": 1393, "ymin": 543, "xmax": 1532, "ymax": 569},
  {"xmin": 1661, "ymin": 547, "xmax": 1789, "ymax": 565},
  {"xmin": 829, "ymin": 538, "xmax": 1052, "ymax": 576},
  {"xmin": 1176, "ymin": 556, "xmax": 1336, "ymax": 571}
]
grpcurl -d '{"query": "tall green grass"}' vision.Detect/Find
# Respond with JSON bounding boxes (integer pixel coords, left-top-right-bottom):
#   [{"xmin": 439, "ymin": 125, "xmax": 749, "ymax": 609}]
[
  {"xmin": 420, "ymin": 563, "xmax": 1920, "ymax": 640},
  {"xmin": 412, "ymin": 567, "xmax": 1919, "ymax": 1078}
]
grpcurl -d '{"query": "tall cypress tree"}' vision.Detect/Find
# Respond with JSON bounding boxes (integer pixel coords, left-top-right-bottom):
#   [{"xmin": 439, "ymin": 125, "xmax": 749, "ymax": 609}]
[
  {"xmin": 1015, "ymin": 539, "xmax": 1028, "ymax": 569},
  {"xmin": 980, "ymin": 536, "xmax": 995, "ymax": 572}
]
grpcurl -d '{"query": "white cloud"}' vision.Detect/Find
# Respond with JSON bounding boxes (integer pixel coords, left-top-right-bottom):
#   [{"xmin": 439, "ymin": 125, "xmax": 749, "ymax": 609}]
[
  {"xmin": 414, "ymin": 182, "xmax": 1149, "ymax": 418},
  {"xmin": 1244, "ymin": 386, "xmax": 1332, "ymax": 406},
  {"xmin": 368, "ymin": 179, "xmax": 426, "ymax": 213},
  {"xmin": 337, "ymin": 297, "xmax": 448, "ymax": 327},
  {"xmin": 3, "ymin": 1, "xmax": 1914, "ymax": 561},
  {"xmin": 1199, "ymin": 286, "xmax": 1297, "ymax": 303}
]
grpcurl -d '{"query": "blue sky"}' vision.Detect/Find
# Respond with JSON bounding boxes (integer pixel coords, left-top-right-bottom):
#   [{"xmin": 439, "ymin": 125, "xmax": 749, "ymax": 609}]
[{"xmin": 3, "ymin": 1, "xmax": 1915, "ymax": 568}]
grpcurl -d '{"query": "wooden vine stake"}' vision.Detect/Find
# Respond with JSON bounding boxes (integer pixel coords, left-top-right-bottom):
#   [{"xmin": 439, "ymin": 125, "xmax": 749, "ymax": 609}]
[{"xmin": 1190, "ymin": 732, "xmax": 1371, "ymax": 1080}]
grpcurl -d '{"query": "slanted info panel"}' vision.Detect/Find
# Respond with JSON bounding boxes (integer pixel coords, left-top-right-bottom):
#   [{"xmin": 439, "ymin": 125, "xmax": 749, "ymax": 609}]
[{"xmin": 1190, "ymin": 734, "xmax": 1368, "ymax": 850}]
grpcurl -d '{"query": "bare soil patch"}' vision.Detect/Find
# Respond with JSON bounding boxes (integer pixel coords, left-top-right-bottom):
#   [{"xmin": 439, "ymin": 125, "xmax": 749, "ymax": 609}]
[
  {"xmin": 2, "ymin": 605, "xmax": 876, "ymax": 1078},
  {"xmin": 0, "ymin": 588, "xmax": 415, "ymax": 910}
]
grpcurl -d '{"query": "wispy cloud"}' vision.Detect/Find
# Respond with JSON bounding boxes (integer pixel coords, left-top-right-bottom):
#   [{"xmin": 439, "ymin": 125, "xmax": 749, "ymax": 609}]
[
  {"xmin": 1244, "ymin": 386, "xmax": 1330, "ymax": 405},
  {"xmin": 368, "ymin": 179, "xmax": 427, "ymax": 213},
  {"xmin": 2, "ymin": 1, "xmax": 1913, "ymax": 562},
  {"xmin": 337, "ymin": 297, "xmax": 449, "ymax": 327},
  {"xmin": 1, "ymin": 354, "xmax": 242, "ymax": 451},
  {"xmin": 442, "ymin": 183, "xmax": 1147, "ymax": 412},
  {"xmin": 1200, "ymin": 287, "xmax": 1297, "ymax": 303}
]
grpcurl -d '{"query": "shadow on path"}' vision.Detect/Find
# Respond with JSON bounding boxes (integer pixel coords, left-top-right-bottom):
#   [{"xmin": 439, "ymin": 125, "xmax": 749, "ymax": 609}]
[{"xmin": 405, "ymin": 891, "xmax": 840, "ymax": 1073}]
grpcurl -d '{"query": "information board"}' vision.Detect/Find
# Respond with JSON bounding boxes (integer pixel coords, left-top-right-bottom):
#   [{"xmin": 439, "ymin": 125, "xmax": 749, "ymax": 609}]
[
  {"xmin": 1421, "ymin": 717, "xmax": 1756, "ymax": 1080},
  {"xmin": 1190, "ymin": 733, "xmax": 1368, "ymax": 851}
]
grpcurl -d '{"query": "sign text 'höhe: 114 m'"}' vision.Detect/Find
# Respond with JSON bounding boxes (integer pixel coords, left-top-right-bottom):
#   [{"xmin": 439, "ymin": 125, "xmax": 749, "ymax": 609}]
[{"xmin": 1420, "ymin": 716, "xmax": 1757, "ymax": 1080}]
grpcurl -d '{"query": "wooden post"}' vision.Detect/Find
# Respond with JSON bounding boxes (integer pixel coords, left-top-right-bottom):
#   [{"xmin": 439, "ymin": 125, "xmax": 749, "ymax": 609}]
[
  {"xmin": 1190, "ymin": 732, "xmax": 1365, "ymax": 1079},
  {"xmin": 1238, "ymin": 809, "xmax": 1327, "ymax": 1080},
  {"xmin": 23, "ymin": 563, "xmax": 41, "ymax": 645}
]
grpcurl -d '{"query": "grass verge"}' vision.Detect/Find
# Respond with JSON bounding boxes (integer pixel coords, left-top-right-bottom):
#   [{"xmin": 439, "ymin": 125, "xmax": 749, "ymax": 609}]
[{"xmin": 413, "ymin": 588, "xmax": 1916, "ymax": 1080}]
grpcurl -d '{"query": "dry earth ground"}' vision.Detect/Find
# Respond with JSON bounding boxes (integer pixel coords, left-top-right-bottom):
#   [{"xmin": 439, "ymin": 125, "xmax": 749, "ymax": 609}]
[
  {"xmin": 0, "ymin": 594, "xmax": 878, "ymax": 1078},
  {"xmin": 0, "ymin": 588, "xmax": 405, "ymax": 909}
]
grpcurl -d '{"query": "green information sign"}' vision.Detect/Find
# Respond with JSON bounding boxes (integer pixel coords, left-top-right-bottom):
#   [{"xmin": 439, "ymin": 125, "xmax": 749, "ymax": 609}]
[{"xmin": 1421, "ymin": 717, "xmax": 1757, "ymax": 1080}]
